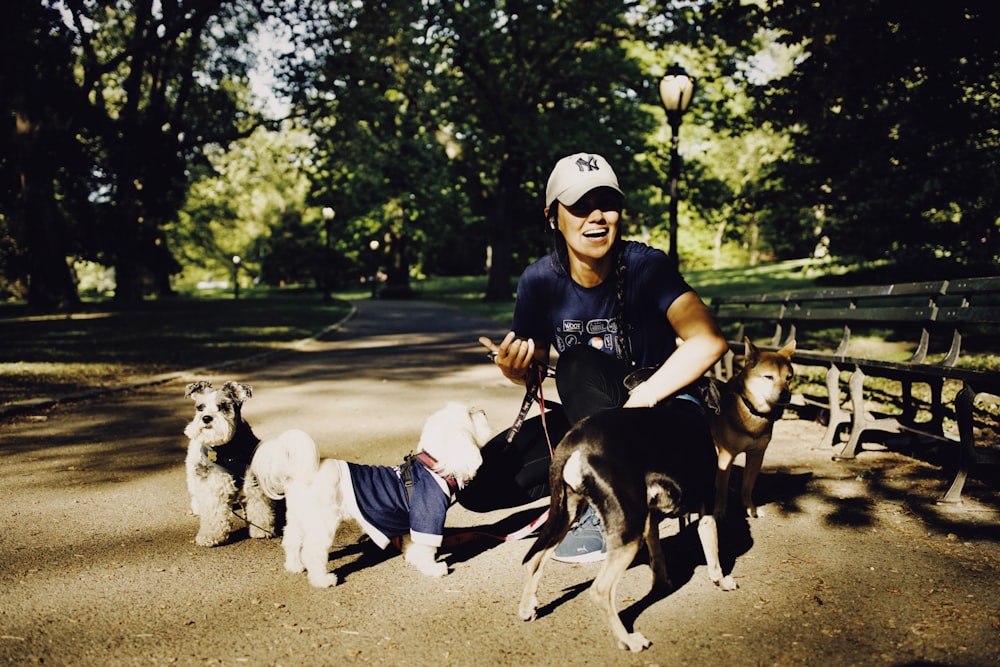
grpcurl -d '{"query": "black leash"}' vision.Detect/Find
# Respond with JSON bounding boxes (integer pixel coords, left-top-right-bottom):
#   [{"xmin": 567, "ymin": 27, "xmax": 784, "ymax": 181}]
[
  {"xmin": 488, "ymin": 352, "xmax": 556, "ymax": 447},
  {"xmin": 231, "ymin": 502, "xmax": 277, "ymax": 538},
  {"xmin": 507, "ymin": 383, "xmax": 537, "ymax": 443}
]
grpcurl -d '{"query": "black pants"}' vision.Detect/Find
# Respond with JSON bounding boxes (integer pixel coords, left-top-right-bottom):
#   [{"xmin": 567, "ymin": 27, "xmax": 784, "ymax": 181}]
[{"xmin": 457, "ymin": 347, "xmax": 633, "ymax": 512}]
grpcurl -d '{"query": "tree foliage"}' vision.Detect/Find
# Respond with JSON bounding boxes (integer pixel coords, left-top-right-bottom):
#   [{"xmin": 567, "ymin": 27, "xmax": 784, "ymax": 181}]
[
  {"xmin": 2, "ymin": 0, "xmax": 264, "ymax": 307},
  {"xmin": 2, "ymin": 2, "xmax": 91, "ymax": 308},
  {"xmin": 4, "ymin": 1, "xmax": 998, "ymax": 311},
  {"xmin": 719, "ymin": 0, "xmax": 1000, "ymax": 273},
  {"xmin": 269, "ymin": 0, "xmax": 660, "ymax": 300}
]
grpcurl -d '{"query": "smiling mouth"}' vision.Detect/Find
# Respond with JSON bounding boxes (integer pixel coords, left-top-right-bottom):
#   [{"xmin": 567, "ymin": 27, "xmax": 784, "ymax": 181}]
[{"xmin": 583, "ymin": 229, "xmax": 609, "ymax": 239}]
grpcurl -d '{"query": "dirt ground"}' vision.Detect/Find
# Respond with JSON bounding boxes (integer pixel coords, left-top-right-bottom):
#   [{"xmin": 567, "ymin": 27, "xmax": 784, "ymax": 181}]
[{"xmin": 2, "ymin": 299, "xmax": 999, "ymax": 667}]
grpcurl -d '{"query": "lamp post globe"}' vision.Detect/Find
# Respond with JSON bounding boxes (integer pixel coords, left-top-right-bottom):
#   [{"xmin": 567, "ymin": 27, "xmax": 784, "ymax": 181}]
[{"xmin": 659, "ymin": 64, "xmax": 695, "ymax": 268}]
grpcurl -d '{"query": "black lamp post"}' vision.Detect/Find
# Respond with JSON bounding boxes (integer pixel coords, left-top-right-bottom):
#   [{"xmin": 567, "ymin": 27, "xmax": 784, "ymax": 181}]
[
  {"xmin": 322, "ymin": 206, "xmax": 336, "ymax": 302},
  {"xmin": 659, "ymin": 64, "xmax": 696, "ymax": 267},
  {"xmin": 367, "ymin": 239, "xmax": 380, "ymax": 299},
  {"xmin": 231, "ymin": 255, "xmax": 241, "ymax": 300}
]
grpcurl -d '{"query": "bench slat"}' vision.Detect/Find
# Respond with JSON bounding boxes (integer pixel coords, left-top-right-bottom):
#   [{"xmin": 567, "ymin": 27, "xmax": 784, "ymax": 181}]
[
  {"xmin": 793, "ymin": 306, "xmax": 937, "ymax": 322},
  {"xmin": 935, "ymin": 305, "xmax": 1000, "ymax": 324},
  {"xmin": 946, "ymin": 276, "xmax": 1000, "ymax": 294}
]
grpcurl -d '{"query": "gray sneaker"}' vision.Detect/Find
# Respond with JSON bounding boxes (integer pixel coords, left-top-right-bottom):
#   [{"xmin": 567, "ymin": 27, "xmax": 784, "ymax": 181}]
[{"xmin": 553, "ymin": 505, "xmax": 606, "ymax": 563}]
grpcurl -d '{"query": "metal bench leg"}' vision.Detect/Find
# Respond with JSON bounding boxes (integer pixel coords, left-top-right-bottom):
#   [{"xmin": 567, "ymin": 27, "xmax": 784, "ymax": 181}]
[
  {"xmin": 900, "ymin": 379, "xmax": 915, "ymax": 425},
  {"xmin": 938, "ymin": 383, "xmax": 975, "ymax": 505},
  {"xmin": 833, "ymin": 367, "xmax": 867, "ymax": 460},
  {"xmin": 818, "ymin": 363, "xmax": 849, "ymax": 450},
  {"xmin": 929, "ymin": 377, "xmax": 945, "ymax": 437}
]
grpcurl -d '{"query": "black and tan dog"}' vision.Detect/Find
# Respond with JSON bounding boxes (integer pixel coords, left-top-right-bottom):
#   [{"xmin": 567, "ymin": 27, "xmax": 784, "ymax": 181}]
[
  {"xmin": 517, "ymin": 400, "xmax": 738, "ymax": 653},
  {"xmin": 712, "ymin": 337, "xmax": 795, "ymax": 519}
]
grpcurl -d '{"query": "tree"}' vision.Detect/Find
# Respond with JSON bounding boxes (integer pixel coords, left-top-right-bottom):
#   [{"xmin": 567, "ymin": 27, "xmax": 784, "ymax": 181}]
[
  {"xmin": 1, "ymin": 3, "xmax": 90, "ymax": 309},
  {"xmin": 66, "ymin": 0, "xmax": 265, "ymax": 302},
  {"xmin": 730, "ymin": 0, "xmax": 1000, "ymax": 273},
  {"xmin": 271, "ymin": 0, "xmax": 456, "ymax": 298},
  {"xmin": 434, "ymin": 1, "xmax": 659, "ymax": 299},
  {"xmin": 172, "ymin": 125, "xmax": 316, "ymax": 289},
  {"xmin": 2, "ymin": 1, "xmax": 267, "ymax": 308},
  {"xmin": 272, "ymin": 0, "xmax": 658, "ymax": 301}
]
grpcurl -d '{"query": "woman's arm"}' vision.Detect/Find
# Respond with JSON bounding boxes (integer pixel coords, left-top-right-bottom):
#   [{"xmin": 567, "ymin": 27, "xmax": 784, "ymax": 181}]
[{"xmin": 623, "ymin": 291, "xmax": 728, "ymax": 408}]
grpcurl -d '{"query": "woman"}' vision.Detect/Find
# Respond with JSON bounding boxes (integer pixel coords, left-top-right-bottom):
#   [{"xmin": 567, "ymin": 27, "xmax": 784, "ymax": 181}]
[{"xmin": 459, "ymin": 152, "xmax": 728, "ymax": 563}]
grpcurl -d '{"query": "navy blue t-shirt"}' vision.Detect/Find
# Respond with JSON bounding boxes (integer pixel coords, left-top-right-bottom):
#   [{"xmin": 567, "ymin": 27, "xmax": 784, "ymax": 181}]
[{"xmin": 511, "ymin": 241, "xmax": 691, "ymax": 369}]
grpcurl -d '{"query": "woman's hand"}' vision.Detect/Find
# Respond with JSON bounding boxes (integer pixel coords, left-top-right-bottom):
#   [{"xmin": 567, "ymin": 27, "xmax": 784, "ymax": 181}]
[
  {"xmin": 623, "ymin": 381, "xmax": 659, "ymax": 409},
  {"xmin": 479, "ymin": 332, "xmax": 536, "ymax": 385}
]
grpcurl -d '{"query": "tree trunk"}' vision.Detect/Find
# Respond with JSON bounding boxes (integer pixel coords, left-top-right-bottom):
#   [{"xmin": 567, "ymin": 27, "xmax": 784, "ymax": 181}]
[
  {"xmin": 483, "ymin": 154, "xmax": 520, "ymax": 302},
  {"xmin": 381, "ymin": 228, "xmax": 415, "ymax": 299},
  {"xmin": 483, "ymin": 204, "xmax": 514, "ymax": 302},
  {"xmin": 748, "ymin": 217, "xmax": 761, "ymax": 267},
  {"xmin": 110, "ymin": 194, "xmax": 145, "ymax": 304},
  {"xmin": 14, "ymin": 110, "xmax": 79, "ymax": 311}
]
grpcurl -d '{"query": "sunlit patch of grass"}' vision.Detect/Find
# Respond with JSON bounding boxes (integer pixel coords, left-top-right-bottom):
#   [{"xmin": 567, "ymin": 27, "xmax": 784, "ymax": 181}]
[
  {"xmin": 686, "ymin": 258, "xmax": 848, "ymax": 298},
  {"xmin": 410, "ymin": 275, "xmax": 515, "ymax": 323},
  {"xmin": 0, "ymin": 292, "xmax": 352, "ymax": 406},
  {"xmin": 1, "ymin": 361, "xmax": 144, "ymax": 403}
]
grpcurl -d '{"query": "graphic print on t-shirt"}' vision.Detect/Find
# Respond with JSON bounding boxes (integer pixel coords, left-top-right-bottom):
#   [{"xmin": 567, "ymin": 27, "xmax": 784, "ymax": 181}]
[{"xmin": 556, "ymin": 317, "xmax": 620, "ymax": 356}]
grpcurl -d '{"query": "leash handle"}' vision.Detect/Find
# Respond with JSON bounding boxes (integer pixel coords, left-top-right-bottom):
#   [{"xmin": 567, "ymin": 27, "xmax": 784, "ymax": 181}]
[
  {"xmin": 506, "ymin": 371, "xmax": 538, "ymax": 443},
  {"xmin": 505, "ymin": 362, "xmax": 553, "ymax": 445}
]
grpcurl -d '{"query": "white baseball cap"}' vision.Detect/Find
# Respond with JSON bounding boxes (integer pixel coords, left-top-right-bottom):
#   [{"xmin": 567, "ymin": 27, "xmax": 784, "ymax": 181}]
[{"xmin": 545, "ymin": 152, "xmax": 623, "ymax": 210}]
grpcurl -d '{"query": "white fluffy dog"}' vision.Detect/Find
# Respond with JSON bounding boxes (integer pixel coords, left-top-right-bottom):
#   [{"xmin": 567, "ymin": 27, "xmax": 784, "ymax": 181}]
[
  {"xmin": 183, "ymin": 381, "xmax": 275, "ymax": 547},
  {"xmin": 250, "ymin": 402, "xmax": 492, "ymax": 588}
]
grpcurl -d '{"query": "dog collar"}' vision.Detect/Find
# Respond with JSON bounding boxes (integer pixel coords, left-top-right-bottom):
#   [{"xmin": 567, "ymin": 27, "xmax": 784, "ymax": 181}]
[
  {"xmin": 739, "ymin": 394, "xmax": 772, "ymax": 419},
  {"xmin": 413, "ymin": 451, "xmax": 459, "ymax": 492},
  {"xmin": 200, "ymin": 439, "xmax": 257, "ymax": 486}
]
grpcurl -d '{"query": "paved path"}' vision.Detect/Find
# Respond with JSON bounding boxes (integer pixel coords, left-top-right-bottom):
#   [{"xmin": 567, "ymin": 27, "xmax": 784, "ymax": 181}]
[{"xmin": 2, "ymin": 299, "xmax": 999, "ymax": 666}]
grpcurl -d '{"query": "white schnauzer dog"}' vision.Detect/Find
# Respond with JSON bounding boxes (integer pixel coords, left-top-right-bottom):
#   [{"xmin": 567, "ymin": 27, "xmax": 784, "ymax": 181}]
[
  {"xmin": 183, "ymin": 380, "xmax": 275, "ymax": 547},
  {"xmin": 250, "ymin": 402, "xmax": 492, "ymax": 587}
]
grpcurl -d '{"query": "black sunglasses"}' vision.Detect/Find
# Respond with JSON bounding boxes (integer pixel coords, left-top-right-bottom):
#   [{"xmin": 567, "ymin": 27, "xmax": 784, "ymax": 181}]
[{"xmin": 562, "ymin": 189, "xmax": 624, "ymax": 218}]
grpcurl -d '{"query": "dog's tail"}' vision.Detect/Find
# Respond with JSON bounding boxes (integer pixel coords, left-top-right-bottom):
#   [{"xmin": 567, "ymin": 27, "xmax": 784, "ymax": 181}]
[{"xmin": 249, "ymin": 429, "xmax": 320, "ymax": 500}]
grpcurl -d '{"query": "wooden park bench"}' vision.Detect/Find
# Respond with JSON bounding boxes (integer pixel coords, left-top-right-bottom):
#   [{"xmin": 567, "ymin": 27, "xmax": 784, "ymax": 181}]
[{"xmin": 709, "ymin": 275, "xmax": 1000, "ymax": 504}]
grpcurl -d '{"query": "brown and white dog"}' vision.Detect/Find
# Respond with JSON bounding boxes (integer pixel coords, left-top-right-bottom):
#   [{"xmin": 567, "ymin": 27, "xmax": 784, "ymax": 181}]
[{"xmin": 712, "ymin": 337, "xmax": 795, "ymax": 519}]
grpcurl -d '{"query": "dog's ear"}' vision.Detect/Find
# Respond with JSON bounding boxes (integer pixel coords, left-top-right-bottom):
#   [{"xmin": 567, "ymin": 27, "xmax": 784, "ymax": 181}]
[
  {"xmin": 221, "ymin": 381, "xmax": 253, "ymax": 404},
  {"xmin": 742, "ymin": 336, "xmax": 760, "ymax": 365},
  {"xmin": 185, "ymin": 381, "xmax": 212, "ymax": 398},
  {"xmin": 778, "ymin": 338, "xmax": 796, "ymax": 359}
]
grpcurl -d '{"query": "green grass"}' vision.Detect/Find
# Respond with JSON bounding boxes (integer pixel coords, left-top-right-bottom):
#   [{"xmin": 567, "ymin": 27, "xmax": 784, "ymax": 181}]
[{"xmin": 0, "ymin": 289, "xmax": 353, "ymax": 406}]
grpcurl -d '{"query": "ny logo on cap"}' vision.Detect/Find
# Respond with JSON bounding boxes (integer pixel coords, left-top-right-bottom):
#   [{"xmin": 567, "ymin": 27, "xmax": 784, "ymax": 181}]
[{"xmin": 575, "ymin": 155, "xmax": 600, "ymax": 172}]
